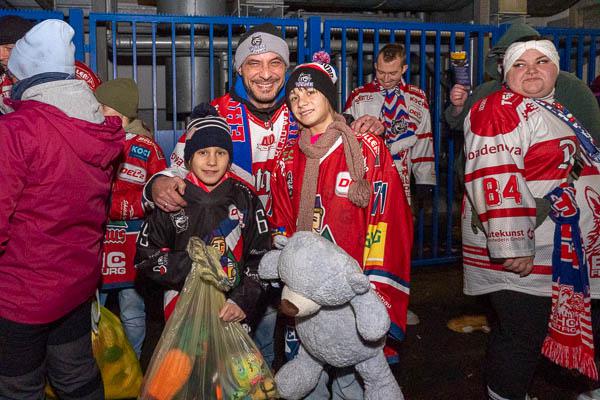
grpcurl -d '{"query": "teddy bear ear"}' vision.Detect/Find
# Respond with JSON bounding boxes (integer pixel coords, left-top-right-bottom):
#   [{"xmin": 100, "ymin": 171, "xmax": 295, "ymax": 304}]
[
  {"xmin": 347, "ymin": 273, "xmax": 371, "ymax": 294},
  {"xmin": 258, "ymin": 249, "xmax": 282, "ymax": 280}
]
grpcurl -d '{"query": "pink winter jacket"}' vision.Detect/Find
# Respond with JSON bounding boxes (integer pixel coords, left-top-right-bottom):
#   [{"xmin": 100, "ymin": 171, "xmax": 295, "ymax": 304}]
[{"xmin": 0, "ymin": 81, "xmax": 124, "ymax": 324}]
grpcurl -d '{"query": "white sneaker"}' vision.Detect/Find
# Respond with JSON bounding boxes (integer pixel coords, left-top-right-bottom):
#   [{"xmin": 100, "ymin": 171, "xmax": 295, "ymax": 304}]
[
  {"xmin": 407, "ymin": 309, "xmax": 420, "ymax": 325},
  {"xmin": 578, "ymin": 389, "xmax": 600, "ymax": 400}
]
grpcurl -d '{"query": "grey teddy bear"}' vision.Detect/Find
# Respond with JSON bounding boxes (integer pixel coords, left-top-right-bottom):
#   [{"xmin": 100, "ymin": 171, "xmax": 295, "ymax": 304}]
[{"xmin": 258, "ymin": 232, "xmax": 404, "ymax": 400}]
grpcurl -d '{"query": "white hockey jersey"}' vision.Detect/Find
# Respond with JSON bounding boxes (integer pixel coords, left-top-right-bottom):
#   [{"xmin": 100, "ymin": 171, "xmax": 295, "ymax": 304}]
[
  {"xmin": 344, "ymin": 78, "xmax": 436, "ymax": 203},
  {"xmin": 462, "ymin": 88, "xmax": 600, "ymax": 297}
]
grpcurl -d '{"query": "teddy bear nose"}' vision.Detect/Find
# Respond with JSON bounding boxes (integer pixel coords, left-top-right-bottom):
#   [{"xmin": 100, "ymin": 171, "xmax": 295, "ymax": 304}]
[{"xmin": 280, "ymin": 299, "xmax": 299, "ymax": 317}]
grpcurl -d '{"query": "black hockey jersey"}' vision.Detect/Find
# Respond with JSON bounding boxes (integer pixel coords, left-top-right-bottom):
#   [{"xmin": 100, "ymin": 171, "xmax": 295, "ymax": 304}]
[{"xmin": 135, "ymin": 175, "xmax": 271, "ymax": 325}]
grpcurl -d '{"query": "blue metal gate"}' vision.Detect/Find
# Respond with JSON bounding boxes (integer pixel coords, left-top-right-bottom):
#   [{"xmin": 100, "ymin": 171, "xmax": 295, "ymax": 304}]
[{"xmin": 2, "ymin": 7, "xmax": 600, "ymax": 267}]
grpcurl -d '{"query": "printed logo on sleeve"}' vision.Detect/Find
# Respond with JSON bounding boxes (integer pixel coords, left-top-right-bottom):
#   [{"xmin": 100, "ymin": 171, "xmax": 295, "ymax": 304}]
[
  {"xmin": 129, "ymin": 145, "xmax": 151, "ymax": 161},
  {"xmin": 118, "ymin": 163, "xmax": 147, "ymax": 184}
]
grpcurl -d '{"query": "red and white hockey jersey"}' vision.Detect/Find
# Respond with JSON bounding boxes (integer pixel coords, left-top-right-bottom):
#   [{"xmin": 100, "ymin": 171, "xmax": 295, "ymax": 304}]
[
  {"xmin": 166, "ymin": 93, "xmax": 298, "ymax": 207},
  {"xmin": 462, "ymin": 88, "xmax": 600, "ymax": 297},
  {"xmin": 344, "ymin": 79, "xmax": 436, "ymax": 203},
  {"xmin": 102, "ymin": 133, "xmax": 167, "ymax": 289},
  {"xmin": 269, "ymin": 129, "xmax": 413, "ymax": 359}
]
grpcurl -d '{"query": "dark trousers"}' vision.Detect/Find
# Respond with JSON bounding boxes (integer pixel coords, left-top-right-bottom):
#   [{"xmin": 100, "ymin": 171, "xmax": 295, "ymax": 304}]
[
  {"xmin": 0, "ymin": 301, "xmax": 103, "ymax": 400},
  {"xmin": 485, "ymin": 290, "xmax": 552, "ymax": 400}
]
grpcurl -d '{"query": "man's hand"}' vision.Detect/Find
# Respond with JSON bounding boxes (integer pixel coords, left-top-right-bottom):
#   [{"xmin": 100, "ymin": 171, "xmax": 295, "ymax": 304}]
[
  {"xmin": 151, "ymin": 176, "xmax": 188, "ymax": 212},
  {"xmin": 503, "ymin": 256, "xmax": 535, "ymax": 277},
  {"xmin": 449, "ymin": 84, "xmax": 469, "ymax": 116},
  {"xmin": 351, "ymin": 115, "xmax": 385, "ymax": 136},
  {"xmin": 219, "ymin": 301, "xmax": 246, "ymax": 322}
]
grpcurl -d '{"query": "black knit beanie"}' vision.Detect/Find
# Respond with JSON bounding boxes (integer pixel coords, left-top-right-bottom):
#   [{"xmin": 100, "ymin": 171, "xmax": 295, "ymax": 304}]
[
  {"xmin": 184, "ymin": 104, "xmax": 233, "ymax": 163},
  {"xmin": 0, "ymin": 16, "xmax": 35, "ymax": 46},
  {"xmin": 286, "ymin": 51, "xmax": 338, "ymax": 110}
]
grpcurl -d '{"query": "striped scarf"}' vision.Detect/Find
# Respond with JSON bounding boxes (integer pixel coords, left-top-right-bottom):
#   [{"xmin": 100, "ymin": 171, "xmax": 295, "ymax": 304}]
[
  {"xmin": 377, "ymin": 80, "xmax": 417, "ymax": 157},
  {"xmin": 542, "ymin": 184, "xmax": 597, "ymax": 380}
]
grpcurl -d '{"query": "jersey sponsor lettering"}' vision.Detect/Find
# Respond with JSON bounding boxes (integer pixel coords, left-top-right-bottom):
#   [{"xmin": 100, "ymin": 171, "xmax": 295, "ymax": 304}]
[
  {"xmin": 129, "ymin": 145, "xmax": 151, "ymax": 161},
  {"xmin": 356, "ymin": 93, "xmax": 374, "ymax": 102},
  {"xmin": 335, "ymin": 172, "xmax": 352, "ymax": 197},
  {"xmin": 105, "ymin": 225, "xmax": 126, "ymax": 244},
  {"xmin": 363, "ymin": 222, "xmax": 388, "ymax": 267},
  {"xmin": 118, "ymin": 163, "xmax": 147, "ymax": 184},
  {"xmin": 467, "ymin": 143, "xmax": 523, "ymax": 160},
  {"xmin": 258, "ymin": 133, "xmax": 276, "ymax": 150},
  {"xmin": 102, "ymin": 251, "xmax": 127, "ymax": 276}
]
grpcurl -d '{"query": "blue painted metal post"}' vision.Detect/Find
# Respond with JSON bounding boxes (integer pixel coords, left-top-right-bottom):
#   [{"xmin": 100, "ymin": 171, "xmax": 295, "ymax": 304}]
[
  {"xmin": 68, "ymin": 8, "xmax": 85, "ymax": 62},
  {"xmin": 307, "ymin": 16, "xmax": 322, "ymax": 61}
]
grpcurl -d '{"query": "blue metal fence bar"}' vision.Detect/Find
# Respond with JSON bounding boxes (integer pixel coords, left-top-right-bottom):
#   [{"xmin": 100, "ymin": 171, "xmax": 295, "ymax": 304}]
[
  {"xmin": 171, "ymin": 22, "xmax": 177, "ymax": 131},
  {"xmin": 432, "ymin": 30, "xmax": 441, "ymax": 258},
  {"xmin": 209, "ymin": 24, "xmax": 215, "ymax": 101},
  {"xmin": 341, "ymin": 27, "xmax": 347, "ymax": 102},
  {"xmin": 0, "ymin": 8, "xmax": 63, "ymax": 20},
  {"xmin": 132, "ymin": 22, "xmax": 138, "ymax": 82},
  {"xmin": 577, "ymin": 34, "xmax": 584, "ymax": 79},
  {"xmin": 151, "ymin": 22, "xmax": 157, "ymax": 131},
  {"xmin": 357, "ymin": 29, "xmax": 364, "ymax": 87},
  {"xmin": 190, "ymin": 24, "xmax": 196, "ymax": 107},
  {"xmin": 589, "ymin": 36, "xmax": 597, "ymax": 85},
  {"xmin": 111, "ymin": 20, "xmax": 117, "ymax": 79},
  {"xmin": 69, "ymin": 9, "xmax": 84, "ymax": 61},
  {"xmin": 405, "ymin": 30, "xmax": 411, "ymax": 83},
  {"xmin": 227, "ymin": 24, "xmax": 233, "ymax": 91}
]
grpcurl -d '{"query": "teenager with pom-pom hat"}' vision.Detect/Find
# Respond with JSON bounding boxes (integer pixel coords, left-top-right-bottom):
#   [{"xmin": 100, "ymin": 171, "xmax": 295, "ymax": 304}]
[{"xmin": 268, "ymin": 51, "xmax": 413, "ymax": 399}]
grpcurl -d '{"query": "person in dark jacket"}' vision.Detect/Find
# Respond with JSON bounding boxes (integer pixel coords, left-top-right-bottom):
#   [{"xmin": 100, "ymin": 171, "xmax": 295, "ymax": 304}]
[
  {"xmin": 135, "ymin": 105, "xmax": 270, "ymax": 332},
  {"xmin": 0, "ymin": 19, "xmax": 124, "ymax": 399}
]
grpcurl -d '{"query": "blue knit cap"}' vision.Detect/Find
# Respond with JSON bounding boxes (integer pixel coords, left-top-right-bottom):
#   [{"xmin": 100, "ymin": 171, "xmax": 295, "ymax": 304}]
[{"xmin": 184, "ymin": 104, "xmax": 233, "ymax": 163}]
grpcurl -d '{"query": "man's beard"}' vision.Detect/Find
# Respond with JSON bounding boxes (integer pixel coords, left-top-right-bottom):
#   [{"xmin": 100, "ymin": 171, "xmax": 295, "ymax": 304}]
[{"xmin": 247, "ymin": 79, "xmax": 282, "ymax": 108}]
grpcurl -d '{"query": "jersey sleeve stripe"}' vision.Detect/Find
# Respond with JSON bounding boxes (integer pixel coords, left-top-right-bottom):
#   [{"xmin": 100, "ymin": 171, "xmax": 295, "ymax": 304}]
[
  {"xmin": 464, "ymin": 164, "xmax": 524, "ymax": 183},
  {"xmin": 412, "ymin": 157, "xmax": 435, "ymax": 163},
  {"xmin": 478, "ymin": 207, "xmax": 536, "ymax": 223}
]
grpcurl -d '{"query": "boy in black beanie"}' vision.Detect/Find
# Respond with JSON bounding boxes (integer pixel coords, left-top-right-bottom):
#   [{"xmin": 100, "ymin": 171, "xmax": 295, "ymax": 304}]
[{"xmin": 136, "ymin": 104, "xmax": 270, "ymax": 333}]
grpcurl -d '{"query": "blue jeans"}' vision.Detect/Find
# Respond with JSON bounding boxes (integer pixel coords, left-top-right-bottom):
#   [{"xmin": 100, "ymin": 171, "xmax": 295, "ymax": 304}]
[
  {"xmin": 252, "ymin": 305, "xmax": 277, "ymax": 367},
  {"xmin": 99, "ymin": 288, "xmax": 146, "ymax": 359}
]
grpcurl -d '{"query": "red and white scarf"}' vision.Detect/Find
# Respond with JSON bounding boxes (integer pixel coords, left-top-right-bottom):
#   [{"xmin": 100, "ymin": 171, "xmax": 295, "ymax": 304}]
[{"xmin": 542, "ymin": 184, "xmax": 597, "ymax": 380}]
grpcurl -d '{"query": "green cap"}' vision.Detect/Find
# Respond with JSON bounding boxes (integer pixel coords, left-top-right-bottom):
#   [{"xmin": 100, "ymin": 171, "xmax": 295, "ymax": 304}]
[{"xmin": 95, "ymin": 78, "xmax": 139, "ymax": 119}]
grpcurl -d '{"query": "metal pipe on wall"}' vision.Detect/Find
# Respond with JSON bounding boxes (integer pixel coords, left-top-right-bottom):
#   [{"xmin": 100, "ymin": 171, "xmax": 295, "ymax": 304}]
[{"xmin": 156, "ymin": 0, "xmax": 227, "ymax": 116}]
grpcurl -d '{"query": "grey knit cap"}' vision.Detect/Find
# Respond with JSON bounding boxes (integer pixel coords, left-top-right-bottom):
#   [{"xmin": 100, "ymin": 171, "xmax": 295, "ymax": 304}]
[{"xmin": 234, "ymin": 23, "xmax": 289, "ymax": 69}]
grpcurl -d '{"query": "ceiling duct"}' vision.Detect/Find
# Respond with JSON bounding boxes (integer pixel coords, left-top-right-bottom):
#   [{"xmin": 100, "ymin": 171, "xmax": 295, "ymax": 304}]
[
  {"xmin": 285, "ymin": 0, "xmax": 577, "ymax": 17},
  {"xmin": 285, "ymin": 0, "xmax": 472, "ymax": 12}
]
